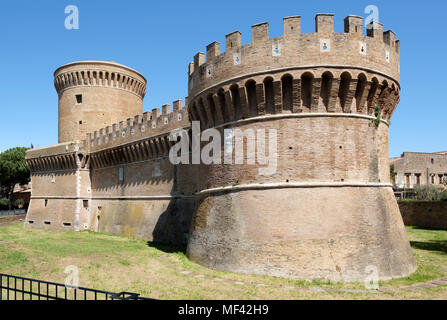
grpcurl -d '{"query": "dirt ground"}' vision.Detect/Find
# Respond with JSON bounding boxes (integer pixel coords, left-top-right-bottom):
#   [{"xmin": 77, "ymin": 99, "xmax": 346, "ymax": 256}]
[{"xmin": 0, "ymin": 214, "xmax": 26, "ymax": 226}]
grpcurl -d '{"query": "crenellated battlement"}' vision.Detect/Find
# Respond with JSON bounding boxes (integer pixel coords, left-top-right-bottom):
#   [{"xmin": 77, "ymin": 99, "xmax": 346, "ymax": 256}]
[
  {"xmin": 83, "ymin": 99, "xmax": 189, "ymax": 152},
  {"xmin": 188, "ymin": 14, "xmax": 400, "ymax": 99},
  {"xmin": 54, "ymin": 61, "xmax": 147, "ymax": 99}
]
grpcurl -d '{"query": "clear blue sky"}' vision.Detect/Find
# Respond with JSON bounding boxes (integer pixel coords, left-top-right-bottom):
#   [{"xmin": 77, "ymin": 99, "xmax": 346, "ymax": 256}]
[{"xmin": 0, "ymin": 0, "xmax": 445, "ymax": 157}]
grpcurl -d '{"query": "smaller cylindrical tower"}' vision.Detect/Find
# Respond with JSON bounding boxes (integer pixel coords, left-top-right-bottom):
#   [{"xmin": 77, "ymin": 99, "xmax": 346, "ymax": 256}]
[{"xmin": 54, "ymin": 61, "xmax": 147, "ymax": 143}]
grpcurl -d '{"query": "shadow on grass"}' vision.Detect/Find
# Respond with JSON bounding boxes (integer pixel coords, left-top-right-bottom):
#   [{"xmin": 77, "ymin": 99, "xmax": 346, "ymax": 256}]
[
  {"xmin": 410, "ymin": 240, "xmax": 447, "ymax": 255},
  {"xmin": 146, "ymin": 241, "xmax": 186, "ymax": 255},
  {"xmin": 410, "ymin": 226, "xmax": 447, "ymax": 232}
]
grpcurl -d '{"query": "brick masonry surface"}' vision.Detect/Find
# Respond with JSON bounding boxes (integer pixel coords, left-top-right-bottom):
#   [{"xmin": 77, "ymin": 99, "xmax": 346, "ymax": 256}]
[
  {"xmin": 399, "ymin": 201, "xmax": 447, "ymax": 230},
  {"xmin": 25, "ymin": 14, "xmax": 416, "ymax": 282}
]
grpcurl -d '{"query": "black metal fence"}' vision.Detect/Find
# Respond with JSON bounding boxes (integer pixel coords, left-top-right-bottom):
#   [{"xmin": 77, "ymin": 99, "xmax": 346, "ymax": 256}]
[{"xmin": 0, "ymin": 273, "xmax": 151, "ymax": 300}]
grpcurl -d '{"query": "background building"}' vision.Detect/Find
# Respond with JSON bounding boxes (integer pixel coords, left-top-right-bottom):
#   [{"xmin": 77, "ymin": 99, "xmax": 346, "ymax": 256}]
[{"xmin": 391, "ymin": 152, "xmax": 447, "ymax": 188}]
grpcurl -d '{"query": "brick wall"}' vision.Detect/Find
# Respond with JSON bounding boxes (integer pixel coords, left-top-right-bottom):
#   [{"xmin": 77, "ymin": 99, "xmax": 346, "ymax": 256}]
[{"xmin": 399, "ymin": 201, "xmax": 447, "ymax": 230}]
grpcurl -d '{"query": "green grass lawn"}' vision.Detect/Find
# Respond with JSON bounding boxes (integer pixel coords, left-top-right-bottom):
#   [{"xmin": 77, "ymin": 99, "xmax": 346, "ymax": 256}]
[{"xmin": 0, "ymin": 220, "xmax": 446, "ymax": 300}]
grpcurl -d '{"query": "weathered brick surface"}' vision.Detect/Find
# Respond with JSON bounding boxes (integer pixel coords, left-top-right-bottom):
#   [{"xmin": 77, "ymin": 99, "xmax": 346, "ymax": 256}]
[
  {"xmin": 194, "ymin": 117, "xmax": 391, "ymax": 190},
  {"xmin": 24, "ymin": 14, "xmax": 416, "ymax": 282},
  {"xmin": 187, "ymin": 117, "xmax": 416, "ymax": 281},
  {"xmin": 87, "ymin": 158, "xmax": 197, "ymax": 244},
  {"xmin": 93, "ymin": 199, "xmax": 195, "ymax": 244},
  {"xmin": 399, "ymin": 201, "xmax": 447, "ymax": 230},
  {"xmin": 55, "ymin": 61, "xmax": 146, "ymax": 144},
  {"xmin": 188, "ymin": 187, "xmax": 416, "ymax": 282}
]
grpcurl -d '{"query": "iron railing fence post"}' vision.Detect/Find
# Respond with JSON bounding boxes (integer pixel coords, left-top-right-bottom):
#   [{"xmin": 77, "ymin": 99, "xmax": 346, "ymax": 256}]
[{"xmin": 0, "ymin": 273, "xmax": 150, "ymax": 301}]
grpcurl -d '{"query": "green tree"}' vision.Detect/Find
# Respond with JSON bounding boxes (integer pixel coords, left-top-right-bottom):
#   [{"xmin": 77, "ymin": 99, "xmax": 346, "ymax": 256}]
[
  {"xmin": 0, "ymin": 147, "xmax": 30, "ymax": 209},
  {"xmin": 390, "ymin": 164, "xmax": 397, "ymax": 185}
]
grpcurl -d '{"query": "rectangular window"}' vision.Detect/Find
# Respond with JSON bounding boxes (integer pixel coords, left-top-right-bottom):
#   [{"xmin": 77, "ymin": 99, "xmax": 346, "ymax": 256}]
[
  {"xmin": 119, "ymin": 167, "xmax": 124, "ymax": 182},
  {"xmin": 152, "ymin": 161, "xmax": 162, "ymax": 178},
  {"xmin": 416, "ymin": 174, "xmax": 421, "ymax": 185},
  {"xmin": 76, "ymin": 94, "xmax": 82, "ymax": 104},
  {"xmin": 83, "ymin": 200, "xmax": 89, "ymax": 209}
]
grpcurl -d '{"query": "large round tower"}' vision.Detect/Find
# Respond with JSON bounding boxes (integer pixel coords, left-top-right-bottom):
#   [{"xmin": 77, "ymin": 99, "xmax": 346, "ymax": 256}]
[
  {"xmin": 54, "ymin": 61, "xmax": 146, "ymax": 143},
  {"xmin": 186, "ymin": 14, "xmax": 416, "ymax": 282}
]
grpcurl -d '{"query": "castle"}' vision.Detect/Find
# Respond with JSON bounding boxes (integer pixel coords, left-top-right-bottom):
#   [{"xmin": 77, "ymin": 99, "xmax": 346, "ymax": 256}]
[{"xmin": 25, "ymin": 14, "xmax": 416, "ymax": 282}]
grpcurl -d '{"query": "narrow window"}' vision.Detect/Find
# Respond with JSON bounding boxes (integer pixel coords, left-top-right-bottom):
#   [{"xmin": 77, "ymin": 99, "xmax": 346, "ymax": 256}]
[
  {"xmin": 83, "ymin": 200, "xmax": 89, "ymax": 209},
  {"xmin": 44, "ymin": 199, "xmax": 48, "ymax": 207},
  {"xmin": 118, "ymin": 167, "xmax": 124, "ymax": 182},
  {"xmin": 198, "ymin": 99, "xmax": 209, "ymax": 127},
  {"xmin": 76, "ymin": 94, "xmax": 82, "ymax": 104},
  {"xmin": 416, "ymin": 174, "xmax": 421, "ymax": 185},
  {"xmin": 339, "ymin": 73, "xmax": 352, "ymax": 112},
  {"xmin": 367, "ymin": 78, "xmax": 379, "ymax": 111},
  {"xmin": 218, "ymin": 90, "xmax": 229, "ymax": 123},
  {"xmin": 190, "ymin": 103, "xmax": 199, "ymax": 122},
  {"xmin": 263, "ymin": 78, "xmax": 274, "ymax": 114},
  {"xmin": 153, "ymin": 161, "xmax": 162, "ymax": 178},
  {"xmin": 230, "ymin": 85, "xmax": 241, "ymax": 120},
  {"xmin": 320, "ymin": 73, "xmax": 333, "ymax": 111},
  {"xmin": 281, "ymin": 75, "xmax": 293, "ymax": 113},
  {"xmin": 245, "ymin": 81, "xmax": 258, "ymax": 117},
  {"xmin": 301, "ymin": 74, "xmax": 313, "ymax": 110},
  {"xmin": 207, "ymin": 95, "xmax": 217, "ymax": 125},
  {"xmin": 355, "ymin": 74, "xmax": 367, "ymax": 112}
]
